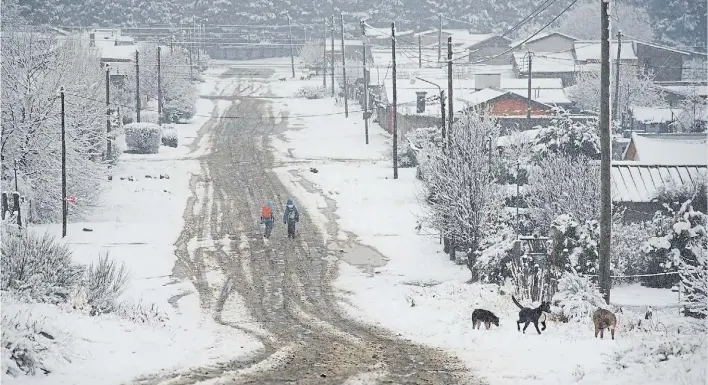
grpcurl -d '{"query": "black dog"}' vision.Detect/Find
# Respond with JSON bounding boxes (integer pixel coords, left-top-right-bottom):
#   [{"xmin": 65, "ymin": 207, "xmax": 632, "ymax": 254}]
[
  {"xmin": 512, "ymin": 296, "xmax": 551, "ymax": 335},
  {"xmin": 471, "ymin": 309, "xmax": 499, "ymax": 330}
]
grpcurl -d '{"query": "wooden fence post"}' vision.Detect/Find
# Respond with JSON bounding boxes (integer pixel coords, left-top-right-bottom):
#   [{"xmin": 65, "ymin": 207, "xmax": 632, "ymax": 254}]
[{"xmin": 12, "ymin": 192, "xmax": 21, "ymax": 228}]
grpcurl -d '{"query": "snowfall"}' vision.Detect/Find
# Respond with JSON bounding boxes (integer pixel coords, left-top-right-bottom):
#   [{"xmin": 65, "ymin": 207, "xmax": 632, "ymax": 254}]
[{"xmin": 3, "ymin": 59, "xmax": 707, "ymax": 385}]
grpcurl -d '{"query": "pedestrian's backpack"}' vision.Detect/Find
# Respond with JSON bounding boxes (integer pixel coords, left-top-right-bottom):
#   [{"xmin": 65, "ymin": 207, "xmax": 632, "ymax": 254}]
[
  {"xmin": 288, "ymin": 208, "xmax": 297, "ymax": 220},
  {"xmin": 261, "ymin": 205, "xmax": 272, "ymax": 218}
]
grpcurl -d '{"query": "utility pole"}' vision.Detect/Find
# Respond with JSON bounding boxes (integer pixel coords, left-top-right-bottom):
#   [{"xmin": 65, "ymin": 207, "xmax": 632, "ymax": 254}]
[
  {"xmin": 526, "ymin": 52, "xmax": 533, "ymax": 119},
  {"xmin": 391, "ymin": 22, "xmax": 398, "ymax": 180},
  {"xmin": 157, "ymin": 46, "xmax": 163, "ymax": 125},
  {"xmin": 197, "ymin": 22, "xmax": 201, "ymax": 64},
  {"xmin": 438, "ymin": 14, "xmax": 442, "ymax": 63},
  {"xmin": 613, "ymin": 30, "xmax": 622, "ymax": 119},
  {"xmin": 288, "ymin": 14, "xmax": 295, "ymax": 79},
  {"xmin": 60, "ymin": 88, "xmax": 67, "ymax": 238},
  {"xmin": 323, "ymin": 18, "xmax": 327, "ymax": 88},
  {"xmin": 340, "ymin": 13, "xmax": 349, "ymax": 117},
  {"xmin": 418, "ymin": 33, "xmax": 422, "ymax": 68},
  {"xmin": 362, "ymin": 20, "xmax": 370, "ymax": 144},
  {"xmin": 331, "ymin": 15, "xmax": 335, "ymax": 97},
  {"xmin": 599, "ymin": 0, "xmax": 612, "ymax": 305},
  {"xmin": 105, "ymin": 67, "xmax": 112, "ymax": 160},
  {"xmin": 440, "ymin": 89, "xmax": 446, "ymax": 140},
  {"xmin": 135, "ymin": 50, "xmax": 141, "ymax": 123},
  {"xmin": 447, "ymin": 36, "xmax": 453, "ymax": 150}
]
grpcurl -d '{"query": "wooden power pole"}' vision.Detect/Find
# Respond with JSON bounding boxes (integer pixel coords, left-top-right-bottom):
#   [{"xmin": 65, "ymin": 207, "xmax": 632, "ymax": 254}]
[
  {"xmin": 288, "ymin": 14, "xmax": 295, "ymax": 79},
  {"xmin": 447, "ymin": 36, "xmax": 453, "ymax": 150},
  {"xmin": 331, "ymin": 15, "xmax": 335, "ymax": 97},
  {"xmin": 323, "ymin": 18, "xmax": 327, "ymax": 88},
  {"xmin": 391, "ymin": 22, "xmax": 398, "ymax": 180},
  {"xmin": 526, "ymin": 52, "xmax": 533, "ymax": 119},
  {"xmin": 340, "ymin": 13, "xmax": 348, "ymax": 117},
  {"xmin": 60, "ymin": 88, "xmax": 67, "ymax": 238},
  {"xmin": 438, "ymin": 14, "xmax": 442, "ymax": 63},
  {"xmin": 613, "ymin": 30, "xmax": 622, "ymax": 118},
  {"xmin": 135, "ymin": 50, "xmax": 141, "ymax": 123},
  {"xmin": 105, "ymin": 67, "xmax": 111, "ymax": 159},
  {"xmin": 599, "ymin": 0, "xmax": 612, "ymax": 304},
  {"xmin": 362, "ymin": 20, "xmax": 369, "ymax": 144},
  {"xmin": 157, "ymin": 46, "xmax": 162, "ymax": 124}
]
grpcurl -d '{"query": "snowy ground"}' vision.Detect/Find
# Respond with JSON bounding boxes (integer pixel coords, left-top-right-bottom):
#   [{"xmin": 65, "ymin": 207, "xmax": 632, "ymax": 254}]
[
  {"xmin": 2, "ymin": 67, "xmax": 262, "ymax": 385},
  {"xmin": 268, "ymin": 81, "xmax": 707, "ymax": 385}
]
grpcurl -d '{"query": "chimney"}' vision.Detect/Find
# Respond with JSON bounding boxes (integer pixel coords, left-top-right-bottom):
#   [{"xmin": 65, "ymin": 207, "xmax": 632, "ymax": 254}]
[{"xmin": 416, "ymin": 91, "xmax": 427, "ymax": 113}]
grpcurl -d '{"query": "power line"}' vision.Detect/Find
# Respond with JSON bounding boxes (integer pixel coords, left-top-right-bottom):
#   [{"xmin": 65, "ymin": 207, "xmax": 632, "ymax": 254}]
[{"xmin": 442, "ymin": 0, "xmax": 559, "ymax": 39}]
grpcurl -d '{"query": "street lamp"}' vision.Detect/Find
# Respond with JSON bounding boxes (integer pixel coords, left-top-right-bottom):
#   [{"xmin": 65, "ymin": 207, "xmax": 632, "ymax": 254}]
[{"xmin": 409, "ymin": 76, "xmax": 446, "ymax": 140}]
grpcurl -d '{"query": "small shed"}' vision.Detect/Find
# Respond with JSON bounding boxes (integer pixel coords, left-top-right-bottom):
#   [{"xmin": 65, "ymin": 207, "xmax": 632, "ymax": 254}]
[{"xmin": 622, "ymin": 132, "xmax": 708, "ymax": 164}]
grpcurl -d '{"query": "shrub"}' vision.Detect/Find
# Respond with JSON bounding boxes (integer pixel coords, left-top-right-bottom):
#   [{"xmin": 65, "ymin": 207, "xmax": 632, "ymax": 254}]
[
  {"xmin": 294, "ymin": 85, "xmax": 325, "ymax": 99},
  {"xmin": 1, "ymin": 295, "xmax": 70, "ymax": 377},
  {"xmin": 0, "ymin": 232, "xmax": 83, "ymax": 304},
  {"xmin": 116, "ymin": 300, "xmax": 169, "ymax": 325},
  {"xmin": 161, "ymin": 125, "xmax": 178, "ymax": 148},
  {"xmin": 124, "ymin": 123, "xmax": 162, "ymax": 154},
  {"xmin": 83, "ymin": 254, "xmax": 130, "ymax": 316},
  {"xmin": 163, "ymin": 84, "xmax": 197, "ymax": 123},
  {"xmin": 553, "ymin": 271, "xmax": 607, "ymax": 321},
  {"xmin": 139, "ymin": 110, "xmax": 160, "ymax": 124}
]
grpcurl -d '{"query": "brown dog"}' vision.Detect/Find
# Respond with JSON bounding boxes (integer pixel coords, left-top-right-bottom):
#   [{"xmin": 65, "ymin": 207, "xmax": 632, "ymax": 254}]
[{"xmin": 592, "ymin": 308, "xmax": 617, "ymax": 340}]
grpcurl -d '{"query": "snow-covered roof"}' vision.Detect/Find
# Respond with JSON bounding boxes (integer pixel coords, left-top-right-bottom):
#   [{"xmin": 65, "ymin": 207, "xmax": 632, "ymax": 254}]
[
  {"xmin": 382, "ymin": 80, "xmax": 447, "ymax": 117},
  {"xmin": 98, "ymin": 42, "xmax": 138, "ymax": 61},
  {"xmin": 458, "ymin": 88, "xmax": 506, "ymax": 106},
  {"xmin": 625, "ymin": 132, "xmax": 708, "ymax": 165},
  {"xmin": 574, "ymin": 41, "xmax": 638, "ymax": 61},
  {"xmin": 611, "ymin": 162, "xmax": 708, "ymax": 202},
  {"xmin": 513, "ymin": 51, "xmax": 577, "ymax": 73},
  {"xmin": 511, "ymin": 31, "xmax": 578, "ymax": 47},
  {"xmin": 505, "ymin": 88, "xmax": 572, "ymax": 105},
  {"xmin": 660, "ymin": 84, "xmax": 708, "ymax": 98},
  {"xmin": 500, "ymin": 78, "xmax": 563, "ymax": 89},
  {"xmin": 629, "ymin": 106, "xmax": 683, "ymax": 124}
]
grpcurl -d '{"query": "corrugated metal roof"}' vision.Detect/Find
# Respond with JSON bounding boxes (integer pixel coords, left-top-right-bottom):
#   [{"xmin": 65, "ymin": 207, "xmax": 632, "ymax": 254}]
[{"xmin": 612, "ymin": 162, "xmax": 708, "ymax": 202}]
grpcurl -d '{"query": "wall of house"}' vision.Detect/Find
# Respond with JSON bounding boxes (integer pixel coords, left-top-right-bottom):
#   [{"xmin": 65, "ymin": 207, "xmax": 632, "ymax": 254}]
[
  {"xmin": 523, "ymin": 35, "xmax": 575, "ymax": 53},
  {"xmin": 397, "ymin": 113, "xmax": 440, "ymax": 138},
  {"xmin": 468, "ymin": 36, "xmax": 512, "ymax": 65},
  {"xmin": 617, "ymin": 202, "xmax": 664, "ymax": 223},
  {"xmin": 635, "ymin": 43, "xmax": 684, "ymax": 82}
]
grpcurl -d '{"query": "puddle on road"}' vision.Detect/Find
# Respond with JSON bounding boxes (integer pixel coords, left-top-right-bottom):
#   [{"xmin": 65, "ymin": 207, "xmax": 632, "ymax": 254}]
[{"xmin": 340, "ymin": 243, "xmax": 387, "ymax": 268}]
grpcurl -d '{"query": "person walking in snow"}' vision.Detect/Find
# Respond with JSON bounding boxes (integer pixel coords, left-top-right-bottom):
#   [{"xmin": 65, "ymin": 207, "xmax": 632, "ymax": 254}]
[
  {"xmin": 260, "ymin": 201, "xmax": 275, "ymax": 239},
  {"xmin": 283, "ymin": 199, "xmax": 300, "ymax": 238}
]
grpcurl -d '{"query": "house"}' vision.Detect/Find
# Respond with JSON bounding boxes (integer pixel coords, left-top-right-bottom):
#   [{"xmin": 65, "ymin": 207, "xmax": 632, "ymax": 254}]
[
  {"xmin": 657, "ymin": 81, "xmax": 708, "ymax": 104},
  {"xmin": 512, "ymin": 51, "xmax": 579, "ymax": 87},
  {"xmin": 512, "ymin": 32, "xmax": 578, "ymax": 53},
  {"xmin": 467, "ymin": 35, "xmax": 513, "ymax": 65},
  {"xmin": 612, "ymin": 161, "xmax": 708, "ymax": 222},
  {"xmin": 632, "ymin": 40, "xmax": 692, "ymax": 82},
  {"xmin": 459, "ymin": 87, "xmax": 555, "ymax": 117},
  {"xmin": 378, "ymin": 78, "xmax": 447, "ymax": 136},
  {"xmin": 622, "ymin": 132, "xmax": 708, "ymax": 164},
  {"xmin": 627, "ymin": 106, "xmax": 685, "ymax": 133}
]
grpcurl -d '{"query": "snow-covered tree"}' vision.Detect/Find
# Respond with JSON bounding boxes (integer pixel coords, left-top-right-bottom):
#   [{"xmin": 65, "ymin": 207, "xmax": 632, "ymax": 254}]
[
  {"xmin": 526, "ymin": 154, "xmax": 600, "ymax": 232},
  {"xmin": 298, "ymin": 40, "xmax": 324, "ymax": 71},
  {"xmin": 419, "ymin": 111, "xmax": 503, "ymax": 275},
  {"xmin": 567, "ymin": 66, "xmax": 666, "ymax": 115},
  {"xmin": 644, "ymin": 201, "xmax": 708, "ymax": 318},
  {"xmin": 646, "ymin": 0, "xmax": 707, "ymax": 50},
  {"xmin": 1, "ymin": 29, "xmax": 106, "ymax": 222},
  {"xmin": 556, "ymin": 0, "xmax": 654, "ymax": 41},
  {"xmin": 531, "ymin": 118, "xmax": 601, "ymax": 161}
]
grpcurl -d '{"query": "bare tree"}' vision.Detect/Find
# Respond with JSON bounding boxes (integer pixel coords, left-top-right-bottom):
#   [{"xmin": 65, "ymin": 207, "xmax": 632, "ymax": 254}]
[
  {"xmin": 525, "ymin": 154, "xmax": 600, "ymax": 232},
  {"xmin": 298, "ymin": 40, "xmax": 324, "ymax": 71},
  {"xmin": 420, "ymin": 111, "xmax": 503, "ymax": 274},
  {"xmin": 1, "ymin": 29, "xmax": 105, "ymax": 222},
  {"xmin": 568, "ymin": 66, "xmax": 665, "ymax": 114}
]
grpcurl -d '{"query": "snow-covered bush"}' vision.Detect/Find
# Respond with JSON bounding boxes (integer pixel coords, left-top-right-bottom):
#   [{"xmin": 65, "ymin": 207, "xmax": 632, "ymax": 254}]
[
  {"xmin": 526, "ymin": 154, "xmax": 600, "ymax": 232},
  {"xmin": 611, "ymin": 219, "xmax": 654, "ymax": 279},
  {"xmin": 1, "ymin": 308, "xmax": 68, "ymax": 377},
  {"xmin": 549, "ymin": 214, "xmax": 600, "ymax": 275},
  {"xmin": 124, "ymin": 123, "xmax": 162, "ymax": 154},
  {"xmin": 163, "ymin": 86, "xmax": 197, "ymax": 123},
  {"xmin": 82, "ymin": 254, "xmax": 130, "ymax": 316},
  {"xmin": 139, "ymin": 110, "xmax": 160, "ymax": 124},
  {"xmin": 116, "ymin": 300, "xmax": 169, "ymax": 325},
  {"xmin": 553, "ymin": 271, "xmax": 607, "ymax": 321},
  {"xmin": 406, "ymin": 126, "xmax": 443, "ymax": 173},
  {"xmin": 613, "ymin": 333, "xmax": 706, "ymax": 368},
  {"xmin": 473, "ymin": 211, "xmax": 517, "ymax": 283},
  {"xmin": 294, "ymin": 85, "xmax": 325, "ymax": 99},
  {"xmin": 1, "ymin": 232, "xmax": 83, "ymax": 304},
  {"xmin": 531, "ymin": 118, "xmax": 600, "ymax": 161},
  {"xmin": 161, "ymin": 125, "xmax": 178, "ymax": 148},
  {"xmin": 655, "ymin": 175, "xmax": 708, "ymax": 214}
]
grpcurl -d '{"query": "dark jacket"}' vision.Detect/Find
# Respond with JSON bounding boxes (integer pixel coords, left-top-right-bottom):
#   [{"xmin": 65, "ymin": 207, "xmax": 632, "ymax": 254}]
[{"xmin": 283, "ymin": 205, "xmax": 299, "ymax": 223}]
